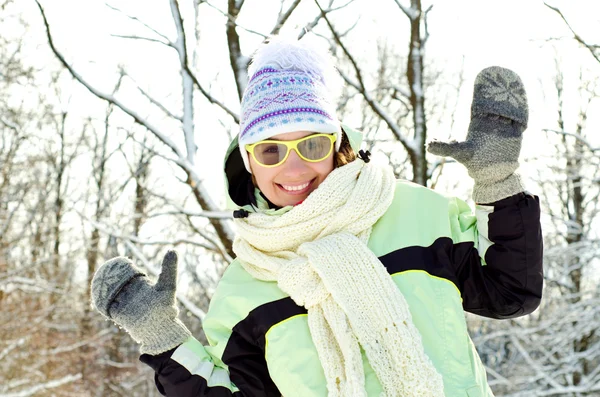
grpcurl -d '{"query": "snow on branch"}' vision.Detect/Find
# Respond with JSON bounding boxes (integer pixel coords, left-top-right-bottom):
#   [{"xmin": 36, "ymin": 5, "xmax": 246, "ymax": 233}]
[
  {"xmin": 96, "ymin": 358, "xmax": 136, "ymax": 368},
  {"xmin": 270, "ymin": 0, "xmax": 302, "ymax": 36},
  {"xmin": 544, "ymin": 2, "xmax": 600, "ymax": 64},
  {"xmin": 0, "ymin": 116, "xmax": 19, "ymax": 131},
  {"xmin": 182, "ymin": 63, "xmax": 241, "ymax": 124},
  {"xmin": 42, "ymin": 329, "xmax": 112, "ymax": 355},
  {"xmin": 109, "ymin": 34, "xmax": 172, "ymax": 47},
  {"xmin": 202, "ymin": 0, "xmax": 266, "ymax": 38},
  {"xmin": 0, "ymin": 276, "xmax": 62, "ymax": 294},
  {"xmin": 543, "ymin": 128, "xmax": 600, "ymax": 153},
  {"xmin": 120, "ymin": 132, "xmax": 236, "ymax": 255},
  {"xmin": 315, "ymin": 0, "xmax": 420, "ymax": 157},
  {"xmin": 0, "ymin": 338, "xmax": 26, "ymax": 361},
  {"xmin": 149, "ymin": 209, "xmax": 235, "ymax": 219},
  {"xmin": 106, "ymin": 3, "xmax": 171, "ymax": 44},
  {"xmin": 422, "ymin": 5, "xmax": 433, "ymax": 44},
  {"xmin": 129, "ymin": 75, "xmax": 183, "ymax": 121},
  {"xmin": 0, "ymin": 374, "xmax": 82, "ymax": 397},
  {"xmin": 301, "ymin": 0, "xmax": 357, "ymax": 41},
  {"xmin": 169, "ymin": 0, "xmax": 196, "ymax": 164},
  {"xmin": 34, "ymin": 0, "xmax": 186, "ymax": 160},
  {"xmin": 314, "ymin": 0, "xmax": 366, "ymax": 92},
  {"xmin": 509, "ymin": 333, "xmax": 565, "ymax": 390},
  {"xmin": 388, "ymin": 82, "xmax": 412, "ymax": 100},
  {"xmin": 84, "ymin": 217, "xmax": 217, "ymax": 252},
  {"xmin": 393, "ymin": 0, "xmax": 418, "ymax": 20},
  {"xmin": 35, "ymin": 0, "xmax": 237, "ymax": 257},
  {"xmin": 141, "ymin": 183, "xmax": 235, "ymax": 220},
  {"xmin": 338, "ymin": 67, "xmax": 419, "ymax": 155}
]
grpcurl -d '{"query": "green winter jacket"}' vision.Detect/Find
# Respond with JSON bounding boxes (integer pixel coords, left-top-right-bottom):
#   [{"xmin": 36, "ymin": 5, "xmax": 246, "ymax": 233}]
[{"xmin": 141, "ymin": 125, "xmax": 543, "ymax": 396}]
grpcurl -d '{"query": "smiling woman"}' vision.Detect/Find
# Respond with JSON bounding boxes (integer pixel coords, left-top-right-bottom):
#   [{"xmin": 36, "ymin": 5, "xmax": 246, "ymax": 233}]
[
  {"xmin": 91, "ymin": 35, "xmax": 544, "ymax": 397},
  {"xmin": 247, "ymin": 131, "xmax": 335, "ymax": 207}
]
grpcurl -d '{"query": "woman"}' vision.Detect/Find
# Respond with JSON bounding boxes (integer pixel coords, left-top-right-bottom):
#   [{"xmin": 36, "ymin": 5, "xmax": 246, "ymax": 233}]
[{"xmin": 91, "ymin": 36, "xmax": 543, "ymax": 396}]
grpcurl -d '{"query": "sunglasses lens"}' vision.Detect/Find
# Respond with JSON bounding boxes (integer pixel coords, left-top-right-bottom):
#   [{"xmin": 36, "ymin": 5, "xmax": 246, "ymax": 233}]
[
  {"xmin": 253, "ymin": 143, "xmax": 288, "ymax": 166},
  {"xmin": 251, "ymin": 135, "xmax": 334, "ymax": 166},
  {"xmin": 298, "ymin": 135, "xmax": 333, "ymax": 160}
]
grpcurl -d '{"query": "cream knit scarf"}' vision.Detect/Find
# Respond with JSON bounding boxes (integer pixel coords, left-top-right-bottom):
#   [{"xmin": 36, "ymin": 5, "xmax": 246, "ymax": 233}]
[{"xmin": 233, "ymin": 159, "xmax": 445, "ymax": 396}]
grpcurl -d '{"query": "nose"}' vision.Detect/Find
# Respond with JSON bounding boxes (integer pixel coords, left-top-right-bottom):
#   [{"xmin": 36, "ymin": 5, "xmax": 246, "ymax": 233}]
[{"xmin": 281, "ymin": 148, "xmax": 309, "ymax": 177}]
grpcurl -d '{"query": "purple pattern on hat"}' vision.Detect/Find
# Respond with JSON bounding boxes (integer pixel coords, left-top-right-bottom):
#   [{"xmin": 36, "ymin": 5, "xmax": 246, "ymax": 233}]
[
  {"xmin": 243, "ymin": 92, "xmax": 324, "ymax": 118},
  {"xmin": 239, "ymin": 63, "xmax": 339, "ymax": 148},
  {"xmin": 241, "ymin": 107, "xmax": 334, "ymax": 138},
  {"xmin": 249, "ymin": 67, "xmax": 279, "ymax": 82},
  {"xmin": 245, "ymin": 75, "xmax": 317, "ymax": 100}
]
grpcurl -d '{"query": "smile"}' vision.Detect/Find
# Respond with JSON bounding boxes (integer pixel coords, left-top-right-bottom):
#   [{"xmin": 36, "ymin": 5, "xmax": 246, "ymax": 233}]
[{"xmin": 277, "ymin": 178, "xmax": 315, "ymax": 194}]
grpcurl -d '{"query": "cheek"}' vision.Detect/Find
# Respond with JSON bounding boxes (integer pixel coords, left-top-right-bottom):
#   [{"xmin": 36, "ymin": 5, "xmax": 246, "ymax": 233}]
[
  {"xmin": 249, "ymin": 157, "xmax": 271, "ymax": 189},
  {"xmin": 251, "ymin": 169, "xmax": 277, "ymax": 192},
  {"xmin": 316, "ymin": 154, "xmax": 335, "ymax": 178}
]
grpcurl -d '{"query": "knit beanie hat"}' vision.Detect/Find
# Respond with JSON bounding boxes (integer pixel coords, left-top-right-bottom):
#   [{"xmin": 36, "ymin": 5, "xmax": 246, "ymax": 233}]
[{"xmin": 238, "ymin": 36, "xmax": 342, "ymax": 173}]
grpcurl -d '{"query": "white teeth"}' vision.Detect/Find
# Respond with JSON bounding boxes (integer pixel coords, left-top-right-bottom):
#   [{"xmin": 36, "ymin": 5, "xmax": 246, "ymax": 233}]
[{"xmin": 281, "ymin": 181, "xmax": 310, "ymax": 192}]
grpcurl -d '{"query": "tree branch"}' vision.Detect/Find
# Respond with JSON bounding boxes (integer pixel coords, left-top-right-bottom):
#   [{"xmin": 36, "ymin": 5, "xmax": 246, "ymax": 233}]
[
  {"xmin": 314, "ymin": 0, "xmax": 367, "ymax": 91},
  {"xmin": 543, "ymin": 128, "xmax": 600, "ymax": 152},
  {"xmin": 339, "ymin": 69, "xmax": 418, "ymax": 153},
  {"xmin": 35, "ymin": 0, "xmax": 237, "ymax": 258},
  {"xmin": 393, "ymin": 0, "xmax": 417, "ymax": 19},
  {"xmin": 270, "ymin": 0, "xmax": 302, "ymax": 36},
  {"xmin": 544, "ymin": 2, "xmax": 600, "ymax": 64},
  {"xmin": 170, "ymin": 0, "xmax": 197, "ymax": 163},
  {"xmin": 105, "ymin": 3, "xmax": 171, "ymax": 43},
  {"xmin": 422, "ymin": 4, "xmax": 433, "ymax": 44},
  {"xmin": 129, "ymin": 74, "xmax": 184, "ymax": 121},
  {"xmin": 35, "ymin": 1, "xmax": 187, "ymax": 159},
  {"xmin": 315, "ymin": 5, "xmax": 419, "ymax": 155},
  {"xmin": 201, "ymin": 0, "xmax": 266, "ymax": 38},
  {"xmin": 109, "ymin": 34, "xmax": 172, "ymax": 47},
  {"xmin": 0, "ymin": 374, "xmax": 82, "ymax": 397},
  {"xmin": 84, "ymin": 216, "xmax": 216, "ymax": 251}
]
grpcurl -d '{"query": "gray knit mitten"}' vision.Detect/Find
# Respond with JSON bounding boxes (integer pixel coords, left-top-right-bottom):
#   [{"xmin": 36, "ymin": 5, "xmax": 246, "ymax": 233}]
[
  {"xmin": 427, "ymin": 66, "xmax": 528, "ymax": 204},
  {"xmin": 90, "ymin": 250, "xmax": 191, "ymax": 355}
]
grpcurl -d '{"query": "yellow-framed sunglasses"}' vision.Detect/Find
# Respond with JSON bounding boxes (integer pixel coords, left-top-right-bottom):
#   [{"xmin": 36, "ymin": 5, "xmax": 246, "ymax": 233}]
[{"xmin": 245, "ymin": 133, "xmax": 336, "ymax": 168}]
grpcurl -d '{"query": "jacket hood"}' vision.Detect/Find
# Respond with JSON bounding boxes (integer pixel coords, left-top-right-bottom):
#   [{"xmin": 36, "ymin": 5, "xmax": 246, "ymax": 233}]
[{"xmin": 223, "ymin": 124, "xmax": 364, "ymax": 210}]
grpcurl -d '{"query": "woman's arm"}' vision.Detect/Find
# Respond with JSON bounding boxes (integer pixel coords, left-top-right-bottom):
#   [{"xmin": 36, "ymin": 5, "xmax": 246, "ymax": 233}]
[
  {"xmin": 140, "ymin": 333, "xmax": 280, "ymax": 396},
  {"xmin": 427, "ymin": 67, "xmax": 543, "ymax": 318},
  {"xmin": 91, "ymin": 252, "xmax": 280, "ymax": 396},
  {"xmin": 449, "ymin": 192, "xmax": 543, "ymax": 319}
]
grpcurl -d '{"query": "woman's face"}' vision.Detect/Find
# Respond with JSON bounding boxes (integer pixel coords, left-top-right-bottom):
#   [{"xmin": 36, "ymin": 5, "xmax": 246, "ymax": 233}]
[{"xmin": 249, "ymin": 130, "xmax": 335, "ymax": 207}]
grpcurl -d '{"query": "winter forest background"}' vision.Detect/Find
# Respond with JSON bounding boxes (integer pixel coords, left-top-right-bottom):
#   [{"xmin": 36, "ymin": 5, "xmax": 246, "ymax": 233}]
[{"xmin": 1, "ymin": 0, "xmax": 599, "ymax": 395}]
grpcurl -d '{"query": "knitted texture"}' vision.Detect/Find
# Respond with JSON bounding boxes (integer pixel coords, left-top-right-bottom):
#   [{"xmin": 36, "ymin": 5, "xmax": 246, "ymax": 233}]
[
  {"xmin": 90, "ymin": 251, "xmax": 191, "ymax": 355},
  {"xmin": 238, "ymin": 36, "xmax": 341, "ymax": 173},
  {"xmin": 427, "ymin": 66, "xmax": 528, "ymax": 203},
  {"xmin": 91, "ymin": 256, "xmax": 145, "ymax": 318},
  {"xmin": 233, "ymin": 160, "xmax": 445, "ymax": 397}
]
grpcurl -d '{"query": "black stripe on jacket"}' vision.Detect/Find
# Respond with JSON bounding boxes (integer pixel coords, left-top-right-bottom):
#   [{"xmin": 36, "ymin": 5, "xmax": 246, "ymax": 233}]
[
  {"xmin": 380, "ymin": 193, "xmax": 543, "ymax": 318},
  {"xmin": 139, "ymin": 299, "xmax": 306, "ymax": 396}
]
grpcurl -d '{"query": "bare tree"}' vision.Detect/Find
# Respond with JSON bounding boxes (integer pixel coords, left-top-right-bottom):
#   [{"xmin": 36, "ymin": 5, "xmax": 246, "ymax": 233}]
[
  {"xmin": 0, "ymin": 37, "xmax": 84, "ymax": 397},
  {"xmin": 33, "ymin": 0, "xmax": 322, "ymax": 263},
  {"xmin": 316, "ymin": 0, "xmax": 448, "ymax": 186}
]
